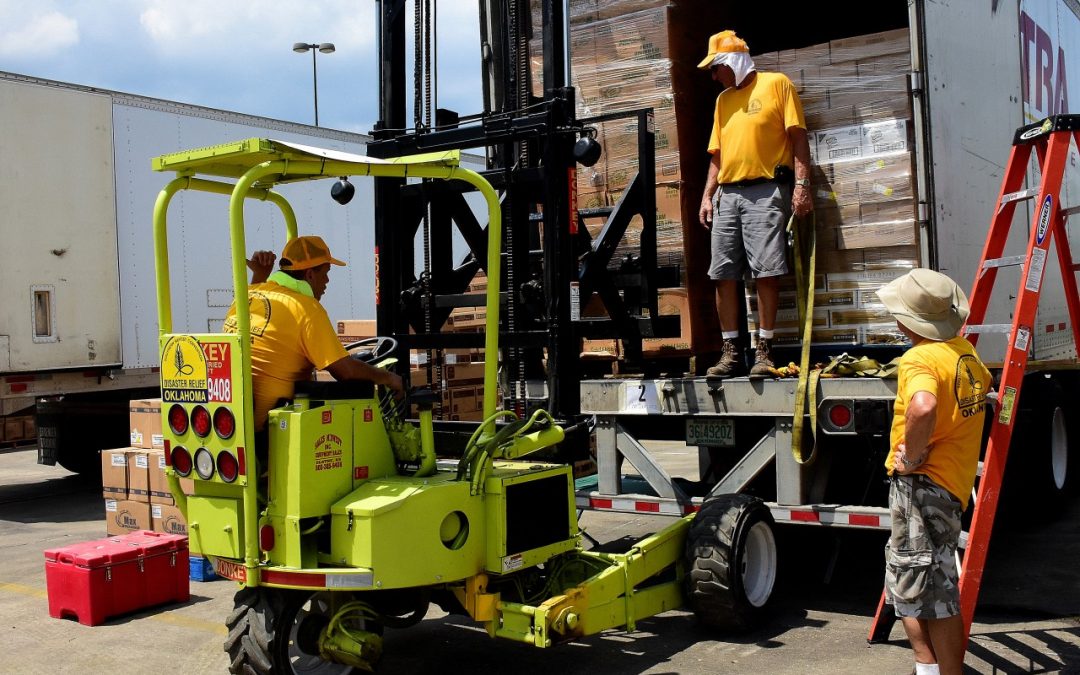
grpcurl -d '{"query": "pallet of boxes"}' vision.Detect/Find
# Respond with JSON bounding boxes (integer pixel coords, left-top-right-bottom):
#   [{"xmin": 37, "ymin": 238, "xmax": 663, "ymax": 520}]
[
  {"xmin": 532, "ymin": 2, "xmax": 916, "ymax": 357},
  {"xmin": 0, "ymin": 413, "xmax": 37, "ymax": 447},
  {"xmin": 100, "ymin": 398, "xmax": 200, "ymax": 566}
]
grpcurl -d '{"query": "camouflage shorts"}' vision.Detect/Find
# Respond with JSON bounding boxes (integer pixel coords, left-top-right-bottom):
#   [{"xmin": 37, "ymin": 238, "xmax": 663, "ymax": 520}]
[{"xmin": 884, "ymin": 474, "xmax": 963, "ymax": 619}]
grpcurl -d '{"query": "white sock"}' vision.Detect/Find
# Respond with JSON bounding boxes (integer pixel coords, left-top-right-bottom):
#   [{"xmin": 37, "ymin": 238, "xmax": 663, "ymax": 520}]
[
  {"xmin": 721, "ymin": 331, "xmax": 739, "ymax": 340},
  {"xmin": 758, "ymin": 328, "xmax": 775, "ymax": 339},
  {"xmin": 914, "ymin": 663, "xmax": 940, "ymax": 675}
]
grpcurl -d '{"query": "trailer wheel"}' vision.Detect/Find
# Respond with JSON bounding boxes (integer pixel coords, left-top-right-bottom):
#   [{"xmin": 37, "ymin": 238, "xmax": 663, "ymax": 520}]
[
  {"xmin": 226, "ymin": 587, "xmax": 374, "ymax": 674},
  {"xmin": 1004, "ymin": 381, "xmax": 1076, "ymax": 514},
  {"xmin": 684, "ymin": 493, "xmax": 778, "ymax": 631}
]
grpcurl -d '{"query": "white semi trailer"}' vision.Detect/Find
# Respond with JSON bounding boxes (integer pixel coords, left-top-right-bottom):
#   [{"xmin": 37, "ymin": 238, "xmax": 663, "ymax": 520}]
[{"xmin": 0, "ymin": 72, "xmax": 380, "ymax": 473}]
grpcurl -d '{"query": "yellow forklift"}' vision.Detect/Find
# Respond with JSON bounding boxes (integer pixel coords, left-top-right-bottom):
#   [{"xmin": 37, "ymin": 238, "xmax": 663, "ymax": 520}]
[{"xmin": 152, "ymin": 138, "xmax": 775, "ymax": 672}]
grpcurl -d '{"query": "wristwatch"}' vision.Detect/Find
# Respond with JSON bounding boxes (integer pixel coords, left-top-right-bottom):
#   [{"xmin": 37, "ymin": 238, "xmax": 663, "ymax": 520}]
[{"xmin": 794, "ymin": 178, "xmax": 810, "ymax": 188}]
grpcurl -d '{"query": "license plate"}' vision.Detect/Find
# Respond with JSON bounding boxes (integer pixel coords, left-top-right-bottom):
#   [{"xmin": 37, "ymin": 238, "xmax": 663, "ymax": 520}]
[
  {"xmin": 686, "ymin": 418, "xmax": 735, "ymax": 447},
  {"xmin": 213, "ymin": 557, "xmax": 247, "ymax": 582}
]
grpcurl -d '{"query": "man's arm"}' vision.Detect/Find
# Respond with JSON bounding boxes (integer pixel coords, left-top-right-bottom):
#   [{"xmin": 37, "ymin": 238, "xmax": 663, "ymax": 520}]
[
  {"xmin": 789, "ymin": 126, "xmax": 813, "ymax": 218},
  {"xmin": 326, "ymin": 355, "xmax": 405, "ymax": 396},
  {"xmin": 699, "ymin": 152, "xmax": 722, "ymax": 227},
  {"xmin": 895, "ymin": 390, "xmax": 937, "ymax": 474}
]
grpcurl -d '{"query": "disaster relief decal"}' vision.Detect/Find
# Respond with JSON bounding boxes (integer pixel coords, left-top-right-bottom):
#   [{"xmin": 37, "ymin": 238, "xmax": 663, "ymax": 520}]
[
  {"xmin": 314, "ymin": 434, "xmax": 344, "ymax": 472},
  {"xmin": 160, "ymin": 336, "xmax": 233, "ymax": 403},
  {"xmin": 954, "ymin": 354, "xmax": 987, "ymax": 418}
]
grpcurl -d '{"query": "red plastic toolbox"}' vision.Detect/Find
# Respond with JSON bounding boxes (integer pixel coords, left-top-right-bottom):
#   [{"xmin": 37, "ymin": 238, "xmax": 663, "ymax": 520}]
[{"xmin": 44, "ymin": 530, "xmax": 189, "ymax": 626}]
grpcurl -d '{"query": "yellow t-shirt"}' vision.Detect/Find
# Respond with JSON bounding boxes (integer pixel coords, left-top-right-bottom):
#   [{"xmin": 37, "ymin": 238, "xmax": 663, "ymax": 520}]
[
  {"xmin": 887, "ymin": 336, "xmax": 991, "ymax": 508},
  {"xmin": 224, "ymin": 276, "xmax": 348, "ymax": 430},
  {"xmin": 707, "ymin": 71, "xmax": 806, "ymax": 184}
]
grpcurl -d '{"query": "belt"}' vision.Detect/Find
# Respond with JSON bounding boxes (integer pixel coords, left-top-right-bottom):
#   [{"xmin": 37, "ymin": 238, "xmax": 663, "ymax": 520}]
[{"xmin": 722, "ymin": 176, "xmax": 776, "ymax": 188}]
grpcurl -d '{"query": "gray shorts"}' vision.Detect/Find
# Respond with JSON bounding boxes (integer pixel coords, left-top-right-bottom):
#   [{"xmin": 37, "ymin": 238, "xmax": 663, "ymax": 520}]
[
  {"xmin": 709, "ymin": 181, "xmax": 791, "ymax": 280},
  {"xmin": 884, "ymin": 474, "xmax": 963, "ymax": 619}
]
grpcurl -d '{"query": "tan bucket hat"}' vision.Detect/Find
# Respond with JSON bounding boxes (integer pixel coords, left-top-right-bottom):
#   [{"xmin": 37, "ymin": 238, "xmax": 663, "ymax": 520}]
[{"xmin": 876, "ymin": 268, "xmax": 970, "ymax": 341}]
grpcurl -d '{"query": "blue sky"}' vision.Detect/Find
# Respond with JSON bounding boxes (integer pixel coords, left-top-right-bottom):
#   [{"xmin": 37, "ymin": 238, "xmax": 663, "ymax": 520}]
[{"xmin": 0, "ymin": 1, "xmax": 484, "ymax": 134}]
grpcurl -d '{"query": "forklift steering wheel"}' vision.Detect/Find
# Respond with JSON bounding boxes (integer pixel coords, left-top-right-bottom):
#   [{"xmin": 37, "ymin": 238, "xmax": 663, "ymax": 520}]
[{"xmin": 345, "ymin": 336, "xmax": 399, "ymax": 365}]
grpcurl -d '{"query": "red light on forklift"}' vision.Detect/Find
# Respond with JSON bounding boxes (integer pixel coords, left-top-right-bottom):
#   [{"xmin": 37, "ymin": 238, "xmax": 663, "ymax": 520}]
[
  {"xmin": 237, "ymin": 446, "xmax": 246, "ymax": 476},
  {"xmin": 191, "ymin": 405, "xmax": 212, "ymax": 437},
  {"xmin": 828, "ymin": 403, "xmax": 853, "ymax": 429},
  {"xmin": 260, "ymin": 525, "xmax": 275, "ymax": 551},
  {"xmin": 167, "ymin": 404, "xmax": 188, "ymax": 435},
  {"xmin": 217, "ymin": 451, "xmax": 239, "ymax": 483},
  {"xmin": 213, "ymin": 407, "xmax": 235, "ymax": 440},
  {"xmin": 171, "ymin": 446, "xmax": 193, "ymax": 477}
]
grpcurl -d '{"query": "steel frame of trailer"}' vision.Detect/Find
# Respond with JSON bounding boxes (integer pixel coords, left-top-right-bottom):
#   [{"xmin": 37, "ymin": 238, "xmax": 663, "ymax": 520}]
[{"xmin": 574, "ymin": 376, "xmax": 899, "ymax": 530}]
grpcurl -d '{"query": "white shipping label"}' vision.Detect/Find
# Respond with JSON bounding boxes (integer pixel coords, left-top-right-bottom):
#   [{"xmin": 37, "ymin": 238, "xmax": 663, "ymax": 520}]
[
  {"xmin": 1025, "ymin": 247, "xmax": 1047, "ymax": 292},
  {"xmin": 570, "ymin": 282, "xmax": 581, "ymax": 322},
  {"xmin": 1014, "ymin": 327, "xmax": 1031, "ymax": 352},
  {"xmin": 105, "ymin": 500, "xmax": 118, "ymax": 511},
  {"xmin": 624, "ymin": 382, "xmax": 661, "ymax": 414},
  {"xmin": 152, "ymin": 505, "xmax": 162, "ymax": 518},
  {"xmin": 111, "ymin": 454, "xmax": 127, "ymax": 467},
  {"xmin": 136, "ymin": 454, "xmax": 149, "ymax": 469},
  {"xmin": 151, "ymin": 434, "xmax": 164, "ymax": 448}
]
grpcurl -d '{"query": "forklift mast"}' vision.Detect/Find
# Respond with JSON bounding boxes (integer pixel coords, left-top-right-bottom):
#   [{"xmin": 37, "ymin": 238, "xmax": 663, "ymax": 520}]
[{"xmin": 368, "ymin": 0, "xmax": 680, "ymax": 423}]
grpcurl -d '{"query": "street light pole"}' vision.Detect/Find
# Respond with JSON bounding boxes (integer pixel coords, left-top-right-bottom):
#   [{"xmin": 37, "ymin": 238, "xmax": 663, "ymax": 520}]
[{"xmin": 293, "ymin": 42, "xmax": 336, "ymax": 126}]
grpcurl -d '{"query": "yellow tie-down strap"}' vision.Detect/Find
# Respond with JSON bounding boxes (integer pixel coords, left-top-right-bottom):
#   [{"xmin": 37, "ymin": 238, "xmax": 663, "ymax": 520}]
[{"xmin": 787, "ymin": 213, "xmax": 901, "ymax": 464}]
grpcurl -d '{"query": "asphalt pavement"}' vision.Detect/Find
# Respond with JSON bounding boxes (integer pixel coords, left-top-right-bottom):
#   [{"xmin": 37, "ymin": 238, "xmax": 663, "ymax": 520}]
[{"xmin": 1, "ymin": 445, "xmax": 1077, "ymax": 674}]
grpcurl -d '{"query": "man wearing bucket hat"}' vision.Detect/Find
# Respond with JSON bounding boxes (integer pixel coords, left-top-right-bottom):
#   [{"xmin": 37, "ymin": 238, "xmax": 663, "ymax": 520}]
[
  {"xmin": 225, "ymin": 235, "xmax": 404, "ymax": 432},
  {"xmin": 877, "ymin": 268, "xmax": 991, "ymax": 675},
  {"xmin": 696, "ymin": 30, "xmax": 813, "ymax": 378}
]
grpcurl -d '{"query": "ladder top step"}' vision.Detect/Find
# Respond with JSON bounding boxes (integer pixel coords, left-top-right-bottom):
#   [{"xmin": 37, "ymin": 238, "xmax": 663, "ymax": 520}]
[
  {"xmin": 1001, "ymin": 187, "xmax": 1039, "ymax": 205},
  {"xmin": 1012, "ymin": 114, "xmax": 1080, "ymax": 145},
  {"xmin": 963, "ymin": 324, "xmax": 1013, "ymax": 335},
  {"xmin": 982, "ymin": 255, "xmax": 1025, "ymax": 270}
]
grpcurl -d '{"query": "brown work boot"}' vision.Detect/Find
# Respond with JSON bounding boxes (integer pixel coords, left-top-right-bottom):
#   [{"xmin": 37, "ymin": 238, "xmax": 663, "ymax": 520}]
[
  {"xmin": 748, "ymin": 337, "xmax": 775, "ymax": 379},
  {"xmin": 706, "ymin": 340, "xmax": 744, "ymax": 378}
]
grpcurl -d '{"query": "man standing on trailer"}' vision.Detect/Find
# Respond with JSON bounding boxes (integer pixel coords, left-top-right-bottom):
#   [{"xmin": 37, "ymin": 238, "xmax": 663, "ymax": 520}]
[
  {"xmin": 225, "ymin": 235, "xmax": 404, "ymax": 434},
  {"xmin": 697, "ymin": 30, "xmax": 813, "ymax": 378},
  {"xmin": 878, "ymin": 268, "xmax": 991, "ymax": 675}
]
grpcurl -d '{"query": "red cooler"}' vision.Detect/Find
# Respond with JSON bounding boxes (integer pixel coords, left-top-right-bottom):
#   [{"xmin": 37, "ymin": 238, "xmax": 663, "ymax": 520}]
[{"xmin": 44, "ymin": 530, "xmax": 189, "ymax": 626}]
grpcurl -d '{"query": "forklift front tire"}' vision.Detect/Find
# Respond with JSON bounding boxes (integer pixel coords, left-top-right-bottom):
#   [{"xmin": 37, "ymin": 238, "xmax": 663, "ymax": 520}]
[{"xmin": 684, "ymin": 493, "xmax": 778, "ymax": 631}]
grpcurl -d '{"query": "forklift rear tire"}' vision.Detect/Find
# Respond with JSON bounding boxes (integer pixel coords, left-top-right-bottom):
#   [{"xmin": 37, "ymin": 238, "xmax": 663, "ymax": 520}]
[
  {"xmin": 684, "ymin": 493, "xmax": 778, "ymax": 631},
  {"xmin": 226, "ymin": 587, "xmax": 372, "ymax": 674}
]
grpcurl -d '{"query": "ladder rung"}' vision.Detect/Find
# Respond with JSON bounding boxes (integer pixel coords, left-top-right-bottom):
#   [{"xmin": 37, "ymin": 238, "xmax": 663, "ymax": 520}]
[
  {"xmin": 1001, "ymin": 187, "xmax": 1039, "ymax": 204},
  {"xmin": 982, "ymin": 255, "xmax": 1026, "ymax": 270},
  {"xmin": 1061, "ymin": 204, "xmax": 1080, "ymax": 218},
  {"xmin": 959, "ymin": 529, "xmax": 969, "ymax": 550},
  {"xmin": 963, "ymin": 324, "xmax": 1013, "ymax": 334}
]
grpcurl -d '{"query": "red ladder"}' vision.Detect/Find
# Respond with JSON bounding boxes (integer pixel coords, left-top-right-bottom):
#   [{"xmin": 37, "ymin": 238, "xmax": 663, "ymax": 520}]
[{"xmin": 868, "ymin": 114, "xmax": 1080, "ymax": 644}]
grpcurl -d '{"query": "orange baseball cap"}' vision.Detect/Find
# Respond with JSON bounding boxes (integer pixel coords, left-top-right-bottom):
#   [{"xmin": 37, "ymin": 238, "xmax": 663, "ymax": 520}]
[
  {"xmin": 279, "ymin": 235, "xmax": 346, "ymax": 271},
  {"xmin": 697, "ymin": 30, "xmax": 749, "ymax": 69}
]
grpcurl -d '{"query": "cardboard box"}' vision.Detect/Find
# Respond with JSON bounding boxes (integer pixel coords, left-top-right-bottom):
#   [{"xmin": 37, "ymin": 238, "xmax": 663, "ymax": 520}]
[
  {"xmin": 829, "ymin": 28, "xmax": 910, "ymax": 64},
  {"xmin": 104, "ymin": 499, "xmax": 152, "ymax": 536},
  {"xmin": 129, "ymin": 397, "xmax": 163, "ymax": 449},
  {"xmin": 101, "ymin": 448, "xmax": 128, "ymax": 499},
  {"xmin": 148, "ymin": 450, "xmax": 171, "ymax": 505},
  {"xmin": 151, "ymin": 503, "xmax": 188, "ymax": 536},
  {"xmin": 3, "ymin": 417, "xmax": 23, "ymax": 442},
  {"xmin": 126, "ymin": 449, "xmax": 151, "ymax": 502},
  {"xmin": 336, "ymin": 319, "xmax": 377, "ymax": 346}
]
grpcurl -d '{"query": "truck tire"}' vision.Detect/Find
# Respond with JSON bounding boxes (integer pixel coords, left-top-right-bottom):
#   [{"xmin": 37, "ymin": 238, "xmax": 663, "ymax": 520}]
[
  {"xmin": 684, "ymin": 493, "xmax": 778, "ymax": 631},
  {"xmin": 1003, "ymin": 380, "xmax": 1076, "ymax": 516},
  {"xmin": 226, "ymin": 587, "xmax": 377, "ymax": 674}
]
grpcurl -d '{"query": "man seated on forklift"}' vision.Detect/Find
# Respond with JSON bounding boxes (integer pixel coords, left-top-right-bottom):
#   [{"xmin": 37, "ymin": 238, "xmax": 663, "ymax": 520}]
[{"xmin": 224, "ymin": 235, "xmax": 405, "ymax": 453}]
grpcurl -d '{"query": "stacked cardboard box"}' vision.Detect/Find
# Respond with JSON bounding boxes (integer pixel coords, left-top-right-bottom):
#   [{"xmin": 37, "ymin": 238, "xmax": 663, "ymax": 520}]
[
  {"xmin": 101, "ymin": 399, "xmax": 189, "ymax": 537},
  {"xmin": 534, "ymin": 1, "xmax": 918, "ymax": 351}
]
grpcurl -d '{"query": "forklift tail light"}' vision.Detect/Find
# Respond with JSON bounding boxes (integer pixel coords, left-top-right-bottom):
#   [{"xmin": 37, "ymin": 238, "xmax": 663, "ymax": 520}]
[
  {"xmin": 217, "ymin": 451, "xmax": 239, "ymax": 483},
  {"xmin": 192, "ymin": 405, "xmax": 212, "ymax": 437},
  {"xmin": 237, "ymin": 446, "xmax": 246, "ymax": 476},
  {"xmin": 214, "ymin": 407, "xmax": 235, "ymax": 439},
  {"xmin": 260, "ymin": 525, "xmax": 275, "ymax": 551},
  {"xmin": 171, "ymin": 446, "xmax": 193, "ymax": 477},
  {"xmin": 168, "ymin": 404, "xmax": 188, "ymax": 435}
]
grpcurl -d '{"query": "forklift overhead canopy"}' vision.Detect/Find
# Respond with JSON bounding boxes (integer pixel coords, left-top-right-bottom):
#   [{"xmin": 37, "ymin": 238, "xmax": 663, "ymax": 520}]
[{"xmin": 151, "ymin": 137, "xmax": 461, "ymax": 186}]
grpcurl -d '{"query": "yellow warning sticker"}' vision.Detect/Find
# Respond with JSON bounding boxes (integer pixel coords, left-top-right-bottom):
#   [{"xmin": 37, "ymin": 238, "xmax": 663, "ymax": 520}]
[{"xmin": 998, "ymin": 386, "xmax": 1017, "ymax": 425}]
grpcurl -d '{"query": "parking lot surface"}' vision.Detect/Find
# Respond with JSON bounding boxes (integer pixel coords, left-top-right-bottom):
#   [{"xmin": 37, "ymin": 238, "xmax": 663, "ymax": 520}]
[{"xmin": 1, "ymin": 446, "xmax": 1078, "ymax": 674}]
